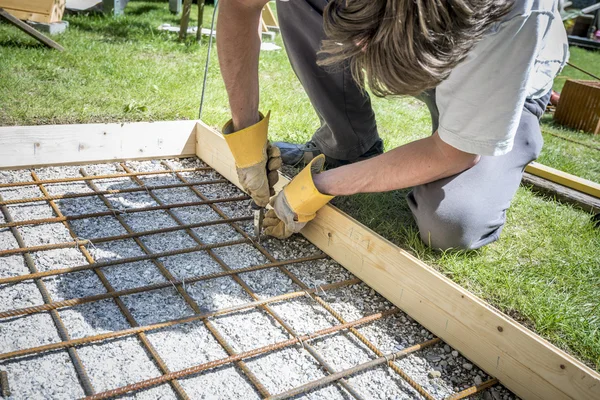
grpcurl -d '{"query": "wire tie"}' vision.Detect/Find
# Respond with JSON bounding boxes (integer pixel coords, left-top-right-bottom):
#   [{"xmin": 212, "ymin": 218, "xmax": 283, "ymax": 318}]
[
  {"xmin": 108, "ymin": 208, "xmax": 126, "ymax": 216},
  {"xmin": 317, "ymin": 285, "xmax": 327, "ymax": 297},
  {"xmin": 74, "ymin": 237, "xmax": 89, "ymax": 249},
  {"xmin": 384, "ymin": 353, "xmax": 396, "ymax": 364},
  {"xmin": 295, "ymin": 335, "xmax": 306, "ymax": 350}
]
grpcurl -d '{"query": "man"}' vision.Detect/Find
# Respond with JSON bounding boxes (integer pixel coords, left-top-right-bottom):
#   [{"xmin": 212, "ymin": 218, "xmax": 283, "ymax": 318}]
[{"xmin": 217, "ymin": 0, "xmax": 568, "ymax": 250}]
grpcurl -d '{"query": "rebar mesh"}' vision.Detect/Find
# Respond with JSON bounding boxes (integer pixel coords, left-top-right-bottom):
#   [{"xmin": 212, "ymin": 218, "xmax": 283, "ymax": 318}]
[{"xmin": 0, "ymin": 157, "xmax": 501, "ymax": 400}]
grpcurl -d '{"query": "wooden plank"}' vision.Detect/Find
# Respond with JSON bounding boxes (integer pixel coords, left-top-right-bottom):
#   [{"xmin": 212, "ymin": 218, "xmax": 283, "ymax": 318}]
[
  {"xmin": 195, "ymin": 121, "xmax": 600, "ymax": 400},
  {"xmin": 2, "ymin": 8, "xmax": 52, "ymax": 23},
  {"xmin": 0, "ymin": 8, "xmax": 64, "ymax": 50},
  {"xmin": 0, "ymin": 0, "xmax": 54, "ymax": 14},
  {"xmin": 4, "ymin": 0, "xmax": 66, "ymax": 23},
  {"xmin": 522, "ymin": 172, "xmax": 600, "ymax": 214},
  {"xmin": 526, "ymin": 162, "xmax": 600, "ymax": 199},
  {"xmin": 261, "ymin": 4, "xmax": 278, "ymax": 28},
  {"xmin": 0, "ymin": 120, "xmax": 197, "ymax": 169}
]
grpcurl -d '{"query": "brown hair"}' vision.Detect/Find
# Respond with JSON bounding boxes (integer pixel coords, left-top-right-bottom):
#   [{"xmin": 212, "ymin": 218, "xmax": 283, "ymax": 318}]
[{"xmin": 319, "ymin": 0, "xmax": 513, "ymax": 97}]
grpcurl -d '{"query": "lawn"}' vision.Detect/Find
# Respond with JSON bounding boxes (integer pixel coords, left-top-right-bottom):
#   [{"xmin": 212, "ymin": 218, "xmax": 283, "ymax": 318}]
[{"xmin": 0, "ymin": 1, "xmax": 599, "ymax": 371}]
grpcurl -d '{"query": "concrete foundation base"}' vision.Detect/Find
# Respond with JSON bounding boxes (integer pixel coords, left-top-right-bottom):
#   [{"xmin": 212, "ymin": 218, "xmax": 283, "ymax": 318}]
[{"xmin": 27, "ymin": 21, "xmax": 69, "ymax": 35}]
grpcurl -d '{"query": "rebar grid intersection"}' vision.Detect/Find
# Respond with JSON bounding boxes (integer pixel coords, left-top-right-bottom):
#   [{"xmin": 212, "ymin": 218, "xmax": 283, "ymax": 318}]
[{"xmin": 0, "ymin": 158, "xmax": 500, "ymax": 400}]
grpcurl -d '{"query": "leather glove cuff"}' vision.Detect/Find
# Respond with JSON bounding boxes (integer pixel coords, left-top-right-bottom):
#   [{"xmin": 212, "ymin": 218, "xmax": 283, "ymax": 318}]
[
  {"xmin": 223, "ymin": 111, "xmax": 270, "ymax": 168},
  {"xmin": 283, "ymin": 154, "xmax": 334, "ymax": 223}
]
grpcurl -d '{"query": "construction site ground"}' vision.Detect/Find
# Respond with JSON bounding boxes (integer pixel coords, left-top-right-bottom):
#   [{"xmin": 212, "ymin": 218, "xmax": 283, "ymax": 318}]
[{"xmin": 0, "ymin": 157, "xmax": 515, "ymax": 399}]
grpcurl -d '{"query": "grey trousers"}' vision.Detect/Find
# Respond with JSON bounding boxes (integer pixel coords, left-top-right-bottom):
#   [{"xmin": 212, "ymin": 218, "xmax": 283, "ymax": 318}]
[{"xmin": 276, "ymin": 0, "xmax": 548, "ymax": 250}]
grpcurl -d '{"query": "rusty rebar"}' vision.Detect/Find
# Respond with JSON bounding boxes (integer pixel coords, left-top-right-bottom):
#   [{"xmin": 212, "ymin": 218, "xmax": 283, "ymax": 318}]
[
  {"xmin": 165, "ymin": 160, "xmax": 439, "ymax": 400},
  {"xmin": 0, "ymin": 194, "xmax": 96, "ymax": 396},
  {"xmin": 82, "ymin": 167, "xmax": 271, "ymax": 398},
  {"xmin": 268, "ymin": 337, "xmax": 441, "ymax": 400},
  {"xmin": 1, "ymin": 371, "xmax": 11, "ymax": 398},
  {"xmin": 0, "ymin": 279, "xmax": 360, "ymax": 362},
  {"xmin": 135, "ymin": 162, "xmax": 368, "ymax": 399},
  {"xmin": 445, "ymin": 378, "xmax": 499, "ymax": 400},
  {"xmin": 0, "ymin": 179, "xmax": 228, "ymax": 206},
  {"xmin": 0, "ymin": 195, "xmax": 250, "ymax": 229},
  {"xmin": 0, "ymin": 254, "xmax": 327, "ymax": 320},
  {"xmin": 170, "ymin": 161, "xmax": 438, "ymax": 400},
  {"xmin": 31, "ymin": 171, "xmax": 191, "ymax": 400},
  {"xmin": 0, "ymin": 166, "xmax": 211, "ymax": 189},
  {"xmin": 0, "ymin": 160, "xmax": 500, "ymax": 400},
  {"xmin": 0, "ymin": 238, "xmax": 252, "ymax": 285},
  {"xmin": 82, "ymin": 308, "xmax": 398, "ymax": 400},
  {"xmin": 0, "ymin": 215, "xmax": 253, "ymax": 256},
  {"xmin": 151, "ymin": 164, "xmax": 367, "ymax": 400}
]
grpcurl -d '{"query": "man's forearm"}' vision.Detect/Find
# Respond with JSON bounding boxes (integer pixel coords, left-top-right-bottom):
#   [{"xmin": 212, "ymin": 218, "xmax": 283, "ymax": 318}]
[
  {"xmin": 314, "ymin": 132, "xmax": 480, "ymax": 196},
  {"xmin": 217, "ymin": 0, "xmax": 268, "ymax": 130}
]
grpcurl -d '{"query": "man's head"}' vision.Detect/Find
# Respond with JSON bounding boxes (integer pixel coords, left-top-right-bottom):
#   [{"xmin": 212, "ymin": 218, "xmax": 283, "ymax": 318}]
[{"xmin": 319, "ymin": 0, "xmax": 513, "ymax": 96}]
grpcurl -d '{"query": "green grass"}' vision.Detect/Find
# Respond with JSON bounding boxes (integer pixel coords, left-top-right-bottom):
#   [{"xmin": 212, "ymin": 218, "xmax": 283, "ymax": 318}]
[{"xmin": 0, "ymin": 1, "xmax": 599, "ymax": 371}]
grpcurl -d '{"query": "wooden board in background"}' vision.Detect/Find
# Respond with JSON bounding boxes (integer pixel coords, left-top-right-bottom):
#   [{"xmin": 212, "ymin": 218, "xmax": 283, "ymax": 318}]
[{"xmin": 526, "ymin": 162, "xmax": 600, "ymax": 199}]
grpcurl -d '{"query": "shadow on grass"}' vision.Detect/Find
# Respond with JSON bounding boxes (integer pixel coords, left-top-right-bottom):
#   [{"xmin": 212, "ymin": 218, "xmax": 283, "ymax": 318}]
[
  {"xmin": 68, "ymin": 16, "xmax": 161, "ymax": 42},
  {"xmin": 125, "ymin": 4, "xmax": 163, "ymax": 16},
  {"xmin": 0, "ymin": 38, "xmax": 47, "ymax": 50}
]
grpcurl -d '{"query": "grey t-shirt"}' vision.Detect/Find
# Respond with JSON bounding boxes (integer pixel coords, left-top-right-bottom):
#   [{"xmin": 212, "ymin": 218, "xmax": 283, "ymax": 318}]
[{"xmin": 436, "ymin": 0, "xmax": 569, "ymax": 156}]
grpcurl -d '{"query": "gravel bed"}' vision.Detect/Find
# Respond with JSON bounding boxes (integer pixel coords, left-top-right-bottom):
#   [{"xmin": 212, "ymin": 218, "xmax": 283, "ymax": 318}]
[{"xmin": 0, "ymin": 159, "xmax": 516, "ymax": 399}]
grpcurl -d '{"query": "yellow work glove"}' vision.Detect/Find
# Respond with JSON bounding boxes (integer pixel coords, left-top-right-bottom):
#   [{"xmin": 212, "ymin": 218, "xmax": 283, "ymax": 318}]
[
  {"xmin": 223, "ymin": 112, "xmax": 282, "ymax": 207},
  {"xmin": 264, "ymin": 154, "xmax": 334, "ymax": 239}
]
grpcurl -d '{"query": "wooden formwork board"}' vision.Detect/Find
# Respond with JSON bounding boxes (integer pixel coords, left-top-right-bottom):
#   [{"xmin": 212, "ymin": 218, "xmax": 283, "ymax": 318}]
[
  {"xmin": 525, "ymin": 162, "xmax": 600, "ymax": 199},
  {"xmin": 0, "ymin": 120, "xmax": 599, "ymax": 400}
]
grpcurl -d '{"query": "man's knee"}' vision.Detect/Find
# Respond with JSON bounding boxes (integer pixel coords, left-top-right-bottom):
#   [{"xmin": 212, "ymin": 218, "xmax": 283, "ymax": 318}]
[{"xmin": 409, "ymin": 194, "xmax": 505, "ymax": 251}]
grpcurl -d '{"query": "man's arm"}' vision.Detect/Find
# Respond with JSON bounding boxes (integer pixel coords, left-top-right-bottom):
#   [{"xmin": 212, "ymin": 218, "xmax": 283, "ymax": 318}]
[
  {"xmin": 313, "ymin": 132, "xmax": 480, "ymax": 196},
  {"xmin": 217, "ymin": 0, "xmax": 269, "ymax": 131}
]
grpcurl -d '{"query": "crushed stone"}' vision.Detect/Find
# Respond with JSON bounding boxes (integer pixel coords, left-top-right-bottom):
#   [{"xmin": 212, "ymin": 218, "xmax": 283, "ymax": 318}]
[{"xmin": 0, "ymin": 159, "xmax": 516, "ymax": 399}]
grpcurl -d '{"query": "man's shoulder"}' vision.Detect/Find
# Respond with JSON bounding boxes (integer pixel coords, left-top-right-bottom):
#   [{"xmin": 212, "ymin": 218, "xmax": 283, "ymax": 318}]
[{"xmin": 501, "ymin": 0, "xmax": 558, "ymax": 22}]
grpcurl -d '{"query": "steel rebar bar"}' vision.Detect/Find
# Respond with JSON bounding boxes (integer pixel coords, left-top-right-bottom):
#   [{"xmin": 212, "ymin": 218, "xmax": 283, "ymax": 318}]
[
  {"xmin": 31, "ymin": 171, "xmax": 191, "ymax": 400},
  {"xmin": 0, "ymin": 254, "xmax": 327, "ymax": 320},
  {"xmin": 445, "ymin": 378, "xmax": 499, "ymax": 400},
  {"xmin": 0, "ymin": 279, "xmax": 360, "ymax": 362},
  {"xmin": 268, "ymin": 337, "xmax": 441, "ymax": 400},
  {"xmin": 82, "ymin": 308, "xmax": 399, "ymax": 400},
  {"xmin": 0, "ymin": 166, "xmax": 211, "ymax": 189},
  {"xmin": 0, "ymin": 193, "xmax": 97, "ymax": 396},
  {"xmin": 0, "ymin": 179, "xmax": 228, "ymax": 206},
  {"xmin": 0, "ymin": 215, "xmax": 253, "ymax": 256},
  {"xmin": 0, "ymin": 195, "xmax": 250, "ymax": 229},
  {"xmin": 0, "ymin": 238, "xmax": 252, "ymax": 285},
  {"xmin": 165, "ymin": 161, "xmax": 438, "ymax": 400},
  {"xmin": 82, "ymin": 167, "xmax": 272, "ymax": 398}
]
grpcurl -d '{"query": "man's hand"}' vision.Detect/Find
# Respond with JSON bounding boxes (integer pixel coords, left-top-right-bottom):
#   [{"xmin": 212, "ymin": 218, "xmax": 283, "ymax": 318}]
[
  {"xmin": 264, "ymin": 155, "xmax": 334, "ymax": 239},
  {"xmin": 223, "ymin": 112, "xmax": 282, "ymax": 207}
]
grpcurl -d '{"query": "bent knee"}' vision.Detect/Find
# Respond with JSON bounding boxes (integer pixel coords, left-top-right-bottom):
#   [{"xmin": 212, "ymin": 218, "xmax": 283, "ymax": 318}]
[
  {"xmin": 413, "ymin": 205, "xmax": 506, "ymax": 251},
  {"xmin": 418, "ymin": 224, "xmax": 502, "ymax": 251}
]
